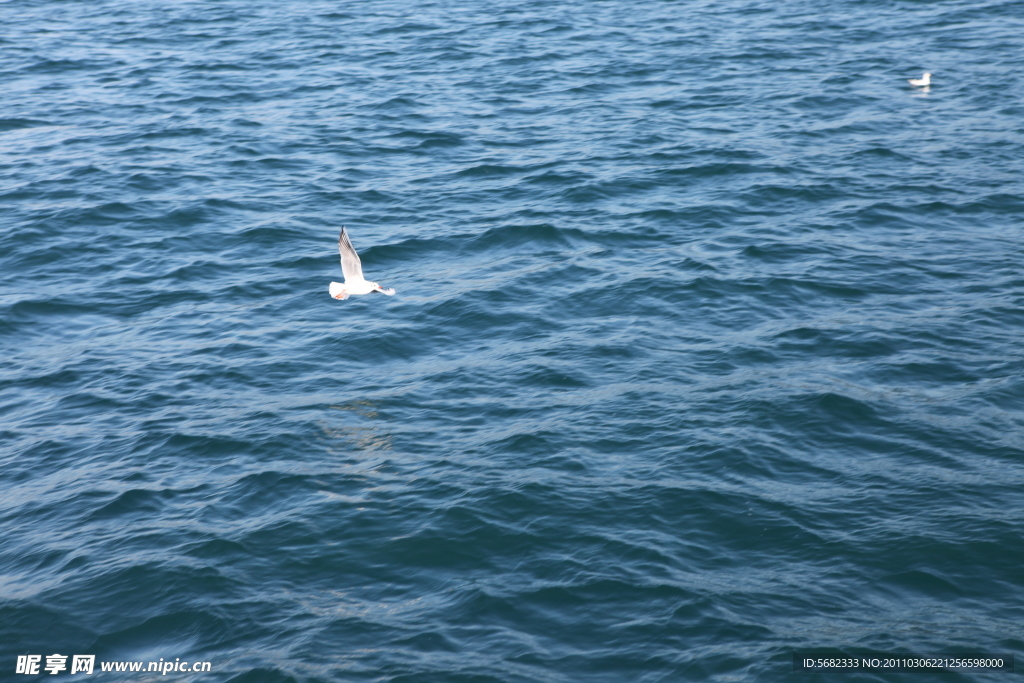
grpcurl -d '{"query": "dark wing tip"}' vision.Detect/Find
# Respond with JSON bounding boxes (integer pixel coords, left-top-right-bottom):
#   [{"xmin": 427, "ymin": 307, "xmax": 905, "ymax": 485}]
[{"xmin": 338, "ymin": 226, "xmax": 355, "ymax": 251}]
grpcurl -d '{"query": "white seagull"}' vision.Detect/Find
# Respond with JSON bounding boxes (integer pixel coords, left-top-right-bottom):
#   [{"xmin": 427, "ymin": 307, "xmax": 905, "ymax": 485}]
[
  {"xmin": 908, "ymin": 72, "xmax": 931, "ymax": 87},
  {"xmin": 328, "ymin": 227, "xmax": 396, "ymax": 300}
]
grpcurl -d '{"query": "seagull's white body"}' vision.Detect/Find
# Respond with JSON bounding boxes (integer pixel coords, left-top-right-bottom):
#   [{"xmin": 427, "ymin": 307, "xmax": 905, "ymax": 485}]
[
  {"xmin": 908, "ymin": 72, "xmax": 931, "ymax": 87},
  {"xmin": 329, "ymin": 227, "xmax": 396, "ymax": 300}
]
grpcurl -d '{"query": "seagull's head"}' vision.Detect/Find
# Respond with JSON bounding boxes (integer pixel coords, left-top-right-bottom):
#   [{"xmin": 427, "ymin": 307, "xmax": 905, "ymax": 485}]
[{"xmin": 923, "ymin": 72, "xmax": 931, "ymax": 78}]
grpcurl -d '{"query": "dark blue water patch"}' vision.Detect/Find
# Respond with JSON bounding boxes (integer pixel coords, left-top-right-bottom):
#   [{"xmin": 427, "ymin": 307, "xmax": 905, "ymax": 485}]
[
  {"xmin": 5, "ymin": 298, "xmax": 102, "ymax": 325},
  {"xmin": 130, "ymin": 432, "xmax": 257, "ymax": 462},
  {"xmin": 741, "ymin": 242, "xmax": 827, "ymax": 263},
  {"xmin": 86, "ymin": 487, "xmax": 177, "ymax": 521},
  {"xmin": 227, "ymin": 669, "xmax": 297, "ymax": 683},
  {"xmin": 374, "ymin": 96, "xmax": 428, "ymax": 112},
  {"xmin": 185, "ymin": 62, "xmax": 254, "ymax": 73},
  {"xmin": 0, "ymin": 117, "xmax": 53, "ymax": 131},
  {"xmin": 379, "ymin": 129, "xmax": 466, "ymax": 151},
  {"xmin": 227, "ymin": 156, "xmax": 312, "ymax": 171},
  {"xmin": 18, "ymin": 58, "xmax": 113, "ymax": 74},
  {"xmin": 522, "ymin": 168, "xmax": 593, "ymax": 187},
  {"xmin": 1, "ymin": 602, "xmax": 99, "ymax": 655},
  {"xmin": 454, "ymin": 163, "xmax": 531, "ymax": 178},
  {"xmin": 374, "ymin": 22, "xmax": 443, "ymax": 36},
  {"xmin": 771, "ymin": 326, "xmax": 902, "ymax": 360}
]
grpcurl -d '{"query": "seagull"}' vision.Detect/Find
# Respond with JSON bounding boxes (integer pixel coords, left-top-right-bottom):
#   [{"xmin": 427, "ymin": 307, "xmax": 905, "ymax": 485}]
[
  {"xmin": 908, "ymin": 72, "xmax": 931, "ymax": 87},
  {"xmin": 328, "ymin": 227, "xmax": 396, "ymax": 300}
]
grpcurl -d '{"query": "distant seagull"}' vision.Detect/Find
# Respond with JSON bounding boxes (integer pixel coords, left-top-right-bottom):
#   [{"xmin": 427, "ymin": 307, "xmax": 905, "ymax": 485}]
[
  {"xmin": 329, "ymin": 227, "xmax": 396, "ymax": 300},
  {"xmin": 908, "ymin": 72, "xmax": 931, "ymax": 87}
]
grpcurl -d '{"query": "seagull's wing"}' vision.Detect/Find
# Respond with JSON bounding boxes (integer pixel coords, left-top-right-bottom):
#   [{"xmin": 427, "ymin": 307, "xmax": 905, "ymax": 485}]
[{"xmin": 338, "ymin": 227, "xmax": 364, "ymax": 283}]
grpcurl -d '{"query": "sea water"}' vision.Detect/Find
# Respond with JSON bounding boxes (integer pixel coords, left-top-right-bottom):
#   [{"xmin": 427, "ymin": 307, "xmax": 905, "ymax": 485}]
[{"xmin": 2, "ymin": 1, "xmax": 1023, "ymax": 680}]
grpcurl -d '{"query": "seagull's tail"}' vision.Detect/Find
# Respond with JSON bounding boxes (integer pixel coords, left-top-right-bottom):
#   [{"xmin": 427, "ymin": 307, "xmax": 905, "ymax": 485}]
[{"xmin": 329, "ymin": 282, "xmax": 349, "ymax": 300}]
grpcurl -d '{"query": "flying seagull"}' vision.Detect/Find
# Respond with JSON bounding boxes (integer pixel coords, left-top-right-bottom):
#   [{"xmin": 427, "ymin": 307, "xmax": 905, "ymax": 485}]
[
  {"xmin": 908, "ymin": 72, "xmax": 931, "ymax": 87},
  {"xmin": 329, "ymin": 227, "xmax": 396, "ymax": 300}
]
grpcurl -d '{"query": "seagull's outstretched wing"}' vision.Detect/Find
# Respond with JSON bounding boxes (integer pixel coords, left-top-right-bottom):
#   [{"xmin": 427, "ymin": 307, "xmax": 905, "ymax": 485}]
[{"xmin": 338, "ymin": 227, "xmax": 364, "ymax": 283}]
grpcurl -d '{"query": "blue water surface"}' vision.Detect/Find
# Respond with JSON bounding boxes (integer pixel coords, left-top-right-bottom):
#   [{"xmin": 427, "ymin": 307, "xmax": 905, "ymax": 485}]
[{"xmin": 2, "ymin": 0, "xmax": 1023, "ymax": 681}]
